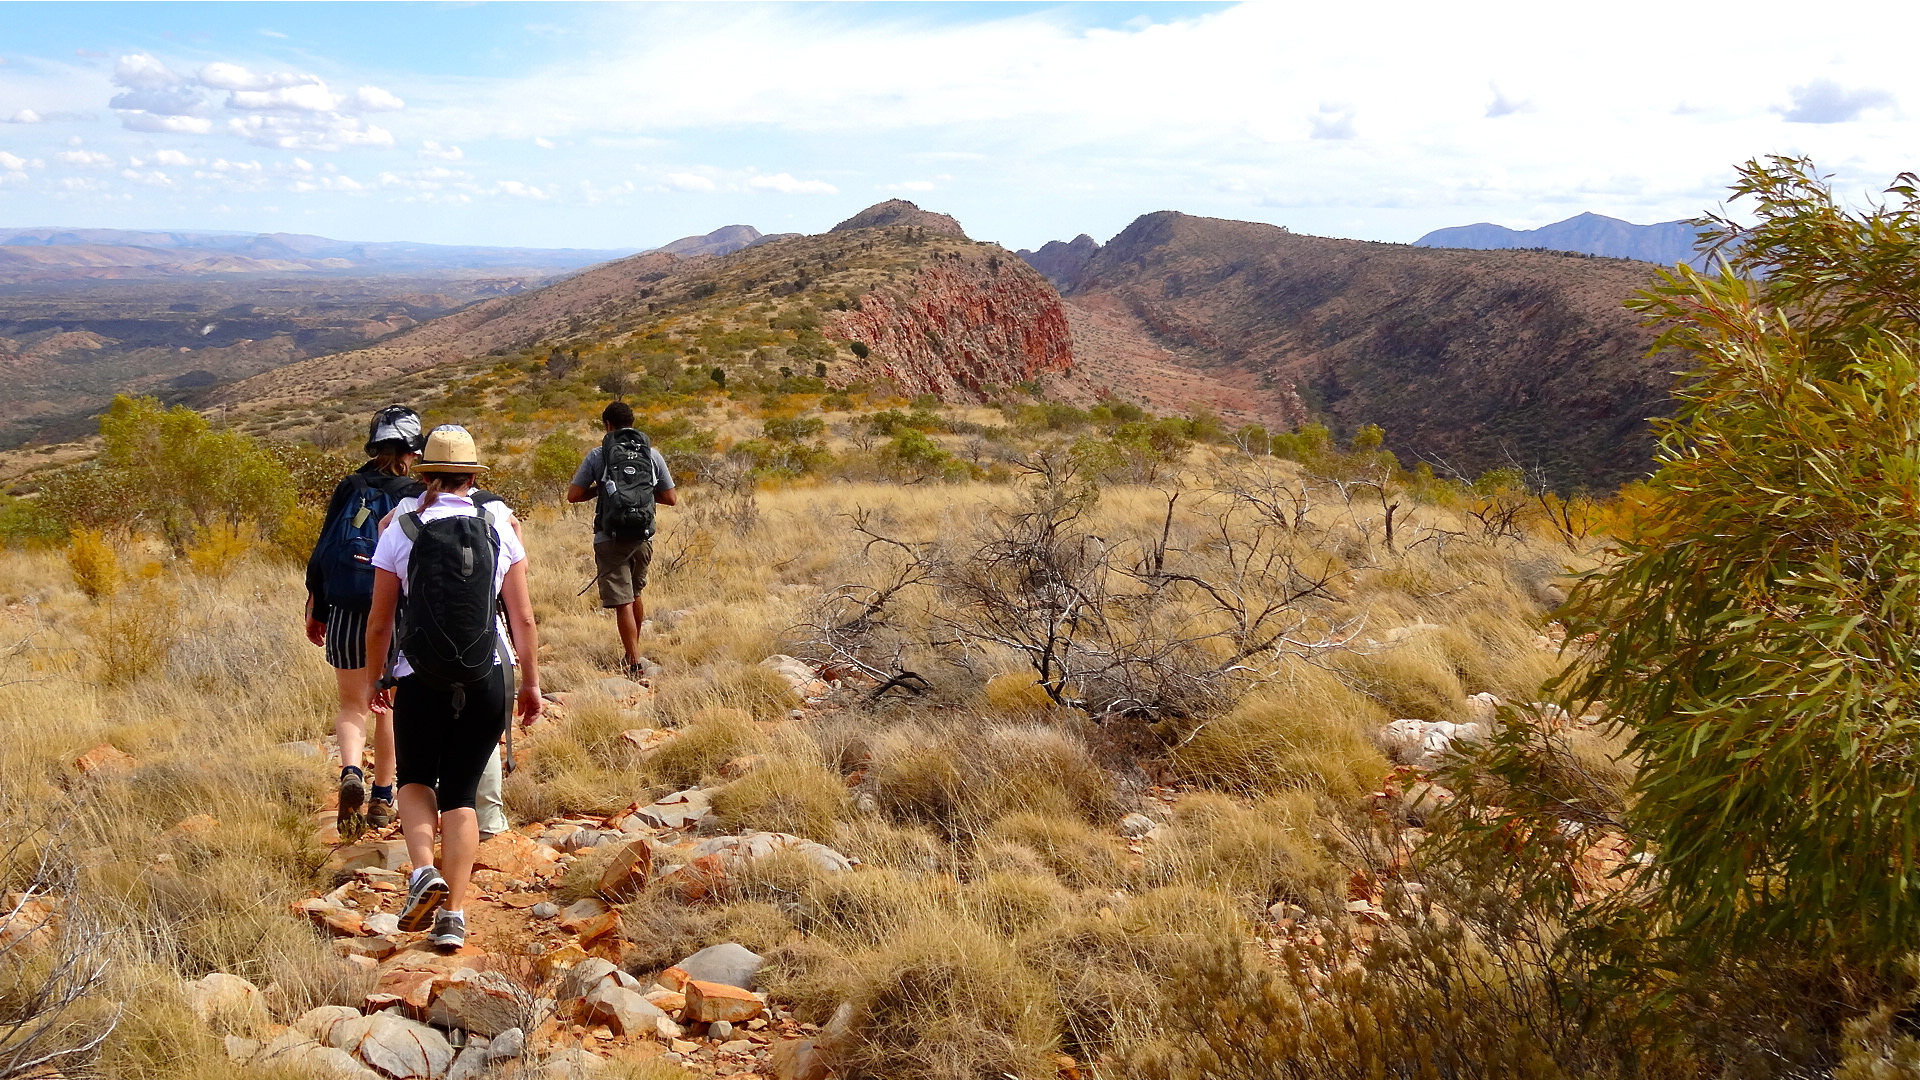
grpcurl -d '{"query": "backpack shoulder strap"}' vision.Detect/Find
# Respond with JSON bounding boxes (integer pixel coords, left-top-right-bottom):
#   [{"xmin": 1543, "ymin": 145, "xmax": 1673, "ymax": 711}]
[
  {"xmin": 471, "ymin": 490, "xmax": 504, "ymax": 509},
  {"xmin": 398, "ymin": 510, "xmax": 424, "ymax": 542}
]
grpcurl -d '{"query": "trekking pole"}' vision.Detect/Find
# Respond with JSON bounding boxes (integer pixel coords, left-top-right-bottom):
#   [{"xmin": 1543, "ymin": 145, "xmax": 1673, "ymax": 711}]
[{"xmin": 576, "ymin": 566, "xmax": 621, "ymax": 597}]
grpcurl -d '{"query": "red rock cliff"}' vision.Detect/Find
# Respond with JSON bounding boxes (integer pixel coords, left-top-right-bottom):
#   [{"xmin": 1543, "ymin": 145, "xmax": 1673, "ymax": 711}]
[{"xmin": 825, "ymin": 249, "xmax": 1073, "ymax": 396}]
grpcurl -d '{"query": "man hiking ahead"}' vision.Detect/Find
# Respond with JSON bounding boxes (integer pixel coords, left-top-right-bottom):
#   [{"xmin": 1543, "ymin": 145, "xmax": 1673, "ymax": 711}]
[
  {"xmin": 566, "ymin": 401, "xmax": 677, "ymax": 675},
  {"xmin": 364, "ymin": 425, "xmax": 541, "ymax": 951},
  {"xmin": 305, "ymin": 405, "xmax": 425, "ymax": 837}
]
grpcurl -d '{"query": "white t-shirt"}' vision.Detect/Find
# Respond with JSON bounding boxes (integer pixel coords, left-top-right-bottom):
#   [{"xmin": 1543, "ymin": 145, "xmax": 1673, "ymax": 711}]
[{"xmin": 370, "ymin": 493, "xmax": 525, "ymax": 678}]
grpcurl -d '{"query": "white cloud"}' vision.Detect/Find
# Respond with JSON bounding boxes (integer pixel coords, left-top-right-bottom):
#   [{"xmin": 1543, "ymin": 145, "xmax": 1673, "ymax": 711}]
[
  {"xmin": 1309, "ymin": 105, "xmax": 1356, "ymax": 140},
  {"xmin": 534, "ymin": 136, "xmax": 556, "ymax": 149},
  {"xmin": 121, "ymin": 168, "xmax": 172, "ymax": 187},
  {"xmin": 748, "ymin": 172, "xmax": 837, "ymax": 194},
  {"xmin": 198, "ymin": 62, "xmax": 320, "ymax": 92},
  {"xmin": 151, "ymin": 148, "xmax": 201, "ymax": 167},
  {"xmin": 0, "ymin": 151, "xmax": 27, "ymax": 171},
  {"xmin": 225, "ymin": 113, "xmax": 395, "ymax": 151},
  {"xmin": 494, "ymin": 179, "xmax": 548, "ymax": 199},
  {"xmin": 6, "ymin": 110, "xmax": 40, "ymax": 124},
  {"xmin": 259, "ymin": 29, "xmax": 288, "ymax": 39},
  {"xmin": 352, "ymin": 86, "xmax": 406, "ymax": 112},
  {"xmin": 227, "ymin": 83, "xmax": 343, "ymax": 113},
  {"xmin": 1778, "ymin": 79, "xmax": 1895, "ymax": 123},
  {"xmin": 113, "ymin": 53, "xmax": 183, "ymax": 90},
  {"xmin": 59, "ymin": 176, "xmax": 109, "ymax": 191},
  {"xmin": 419, "ymin": 140, "xmax": 464, "ymax": 161},
  {"xmin": 290, "ymin": 174, "xmax": 366, "ymax": 193},
  {"xmin": 106, "ymin": 54, "xmax": 404, "ymax": 149},
  {"xmin": 55, "ymin": 149, "xmax": 113, "ymax": 168},
  {"xmin": 1486, "ymin": 86, "xmax": 1532, "ymax": 118},
  {"xmin": 663, "ymin": 171, "xmax": 716, "ymax": 192},
  {"xmin": 122, "ymin": 112, "xmax": 214, "ymax": 135}
]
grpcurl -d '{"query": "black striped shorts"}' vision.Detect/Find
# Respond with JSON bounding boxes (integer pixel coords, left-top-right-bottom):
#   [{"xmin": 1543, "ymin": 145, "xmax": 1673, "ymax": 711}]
[{"xmin": 324, "ymin": 605, "xmax": 370, "ymax": 671}]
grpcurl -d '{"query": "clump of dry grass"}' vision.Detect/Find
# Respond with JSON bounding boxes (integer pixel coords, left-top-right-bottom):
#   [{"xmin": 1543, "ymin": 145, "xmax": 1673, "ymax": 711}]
[
  {"xmin": 825, "ymin": 919, "xmax": 1062, "ymax": 1080},
  {"xmin": 980, "ymin": 812, "xmax": 1126, "ymax": 889},
  {"xmin": 1171, "ymin": 666, "xmax": 1387, "ymax": 799},
  {"xmin": 866, "ymin": 720, "xmax": 1119, "ymax": 835},
  {"xmin": 712, "ymin": 755, "xmax": 850, "ymax": 838},
  {"xmin": 646, "ymin": 706, "xmax": 766, "ymax": 788},
  {"xmin": 1146, "ymin": 792, "xmax": 1336, "ymax": 913}
]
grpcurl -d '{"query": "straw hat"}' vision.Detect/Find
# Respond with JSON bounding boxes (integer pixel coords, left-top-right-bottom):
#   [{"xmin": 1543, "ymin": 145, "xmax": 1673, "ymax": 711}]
[{"xmin": 414, "ymin": 425, "xmax": 490, "ymax": 474}]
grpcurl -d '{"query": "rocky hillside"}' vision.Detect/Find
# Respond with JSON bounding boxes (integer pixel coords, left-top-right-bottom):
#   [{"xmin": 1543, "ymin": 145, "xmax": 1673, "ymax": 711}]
[
  {"xmin": 1029, "ymin": 212, "xmax": 1675, "ymax": 489},
  {"xmin": 208, "ymin": 201, "xmax": 1071, "ymax": 425}
]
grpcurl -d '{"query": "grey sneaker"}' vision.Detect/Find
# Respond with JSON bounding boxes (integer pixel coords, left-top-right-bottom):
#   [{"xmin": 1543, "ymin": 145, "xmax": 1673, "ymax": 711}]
[
  {"xmin": 365, "ymin": 796, "xmax": 395, "ymax": 830},
  {"xmin": 429, "ymin": 909, "xmax": 466, "ymax": 951},
  {"xmin": 397, "ymin": 868, "xmax": 448, "ymax": 933}
]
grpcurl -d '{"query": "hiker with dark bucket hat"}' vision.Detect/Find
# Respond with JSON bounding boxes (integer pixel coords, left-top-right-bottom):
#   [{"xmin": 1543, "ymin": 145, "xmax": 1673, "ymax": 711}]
[
  {"xmin": 305, "ymin": 405, "xmax": 425, "ymax": 838},
  {"xmin": 364, "ymin": 425, "xmax": 541, "ymax": 951}
]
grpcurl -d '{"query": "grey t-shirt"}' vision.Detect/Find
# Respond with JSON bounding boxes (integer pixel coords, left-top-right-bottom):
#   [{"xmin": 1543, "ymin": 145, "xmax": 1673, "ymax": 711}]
[{"xmin": 573, "ymin": 444, "xmax": 674, "ymax": 544}]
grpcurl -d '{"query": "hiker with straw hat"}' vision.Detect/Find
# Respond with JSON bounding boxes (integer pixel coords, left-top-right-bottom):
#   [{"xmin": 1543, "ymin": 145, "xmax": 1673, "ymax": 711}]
[{"xmin": 364, "ymin": 425, "xmax": 542, "ymax": 950}]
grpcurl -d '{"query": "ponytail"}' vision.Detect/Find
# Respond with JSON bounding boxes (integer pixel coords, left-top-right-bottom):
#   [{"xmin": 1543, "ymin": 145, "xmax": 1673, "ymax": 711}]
[{"xmin": 418, "ymin": 472, "xmax": 475, "ymax": 511}]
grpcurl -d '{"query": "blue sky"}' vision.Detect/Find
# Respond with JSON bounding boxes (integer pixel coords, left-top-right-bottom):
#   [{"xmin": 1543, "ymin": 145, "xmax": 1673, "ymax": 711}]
[{"xmin": 0, "ymin": 1, "xmax": 1914, "ymax": 252}]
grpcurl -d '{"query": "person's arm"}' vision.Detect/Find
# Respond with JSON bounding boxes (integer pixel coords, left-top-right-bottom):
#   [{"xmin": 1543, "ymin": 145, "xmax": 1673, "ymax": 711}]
[
  {"xmin": 566, "ymin": 447, "xmax": 599, "ymax": 504},
  {"xmin": 500, "ymin": 560, "xmax": 541, "ymax": 725},
  {"xmin": 304, "ymin": 594, "xmax": 325, "ymax": 646},
  {"xmin": 364, "ymin": 568, "xmax": 400, "ymax": 712},
  {"xmin": 652, "ymin": 449, "xmax": 678, "ymax": 507}
]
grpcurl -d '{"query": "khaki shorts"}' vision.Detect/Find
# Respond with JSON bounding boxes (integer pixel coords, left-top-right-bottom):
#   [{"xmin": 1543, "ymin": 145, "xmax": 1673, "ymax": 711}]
[{"xmin": 594, "ymin": 537, "xmax": 653, "ymax": 608}]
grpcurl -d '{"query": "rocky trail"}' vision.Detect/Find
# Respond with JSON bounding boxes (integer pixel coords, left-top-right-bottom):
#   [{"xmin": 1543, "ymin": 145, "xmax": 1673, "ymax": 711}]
[{"xmin": 197, "ymin": 660, "xmax": 857, "ymax": 1080}]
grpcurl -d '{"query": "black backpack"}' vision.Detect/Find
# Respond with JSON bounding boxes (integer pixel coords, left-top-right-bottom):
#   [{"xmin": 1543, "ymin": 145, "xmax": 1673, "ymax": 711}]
[
  {"xmin": 397, "ymin": 494, "xmax": 507, "ymax": 689},
  {"xmin": 596, "ymin": 428, "xmax": 657, "ymax": 542}
]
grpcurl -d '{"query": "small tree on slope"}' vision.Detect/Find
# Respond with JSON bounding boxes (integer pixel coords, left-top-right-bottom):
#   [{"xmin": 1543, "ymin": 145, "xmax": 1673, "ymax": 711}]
[{"xmin": 1560, "ymin": 156, "xmax": 1920, "ymax": 962}]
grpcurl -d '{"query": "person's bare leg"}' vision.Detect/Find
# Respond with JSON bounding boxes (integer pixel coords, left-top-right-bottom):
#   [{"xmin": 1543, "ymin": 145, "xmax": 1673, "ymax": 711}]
[
  {"xmin": 438, "ymin": 807, "xmax": 479, "ymax": 911},
  {"xmin": 334, "ymin": 667, "xmax": 372, "ymax": 770},
  {"xmin": 398, "ymin": 783, "xmax": 441, "ymax": 873},
  {"xmin": 370, "ymin": 708, "xmax": 396, "ymax": 788},
  {"xmin": 614, "ymin": 601, "xmax": 640, "ymax": 665}
]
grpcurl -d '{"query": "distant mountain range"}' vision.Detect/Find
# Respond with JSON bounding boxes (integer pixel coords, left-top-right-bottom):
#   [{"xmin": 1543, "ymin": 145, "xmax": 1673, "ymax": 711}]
[
  {"xmin": 0, "ymin": 227, "xmax": 637, "ymax": 281},
  {"xmin": 1413, "ymin": 212, "xmax": 1710, "ymax": 266}
]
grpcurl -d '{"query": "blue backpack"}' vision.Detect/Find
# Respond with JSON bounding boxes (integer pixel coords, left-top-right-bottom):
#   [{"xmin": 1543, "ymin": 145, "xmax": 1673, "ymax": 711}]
[{"xmin": 316, "ymin": 475, "xmax": 409, "ymax": 607}]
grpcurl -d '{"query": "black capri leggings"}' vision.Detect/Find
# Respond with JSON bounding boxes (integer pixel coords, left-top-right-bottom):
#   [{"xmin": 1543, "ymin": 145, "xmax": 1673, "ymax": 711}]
[{"xmin": 392, "ymin": 667, "xmax": 508, "ymax": 812}]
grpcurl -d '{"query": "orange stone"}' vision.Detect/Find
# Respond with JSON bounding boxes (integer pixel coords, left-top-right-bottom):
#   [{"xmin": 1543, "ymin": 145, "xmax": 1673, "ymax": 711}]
[
  {"xmin": 74, "ymin": 743, "xmax": 136, "ymax": 776},
  {"xmin": 596, "ymin": 839, "xmax": 653, "ymax": 902},
  {"xmin": 473, "ymin": 830, "xmax": 557, "ymax": 876},
  {"xmin": 682, "ymin": 980, "xmax": 763, "ymax": 1024}
]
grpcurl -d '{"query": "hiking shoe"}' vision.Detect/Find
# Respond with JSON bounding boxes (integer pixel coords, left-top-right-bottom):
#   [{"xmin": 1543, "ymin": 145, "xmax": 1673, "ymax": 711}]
[
  {"xmin": 396, "ymin": 868, "xmax": 448, "ymax": 933},
  {"xmin": 429, "ymin": 910, "xmax": 467, "ymax": 951},
  {"xmin": 336, "ymin": 770, "xmax": 367, "ymax": 840},
  {"xmin": 365, "ymin": 796, "xmax": 395, "ymax": 830}
]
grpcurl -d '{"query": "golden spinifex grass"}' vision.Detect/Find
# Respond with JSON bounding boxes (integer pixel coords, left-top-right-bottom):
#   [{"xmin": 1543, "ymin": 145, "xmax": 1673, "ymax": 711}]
[{"xmin": 0, "ymin": 456, "xmax": 1587, "ymax": 1077}]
